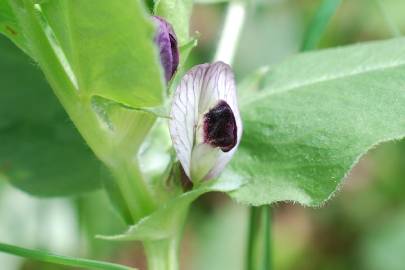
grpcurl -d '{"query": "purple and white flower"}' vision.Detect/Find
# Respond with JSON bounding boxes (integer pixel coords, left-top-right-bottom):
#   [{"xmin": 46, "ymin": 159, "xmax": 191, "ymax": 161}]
[
  {"xmin": 152, "ymin": 16, "xmax": 179, "ymax": 83},
  {"xmin": 169, "ymin": 62, "xmax": 242, "ymax": 182}
]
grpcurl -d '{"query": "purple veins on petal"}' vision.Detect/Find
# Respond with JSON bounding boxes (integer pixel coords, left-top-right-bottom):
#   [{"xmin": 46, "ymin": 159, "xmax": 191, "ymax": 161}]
[
  {"xmin": 152, "ymin": 16, "xmax": 179, "ymax": 82},
  {"xmin": 203, "ymin": 100, "xmax": 237, "ymax": 152},
  {"xmin": 169, "ymin": 61, "xmax": 242, "ymax": 182}
]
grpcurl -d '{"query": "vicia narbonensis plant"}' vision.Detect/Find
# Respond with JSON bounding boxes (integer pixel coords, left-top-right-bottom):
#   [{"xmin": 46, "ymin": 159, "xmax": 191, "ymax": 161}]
[{"xmin": 1, "ymin": 0, "xmax": 405, "ymax": 270}]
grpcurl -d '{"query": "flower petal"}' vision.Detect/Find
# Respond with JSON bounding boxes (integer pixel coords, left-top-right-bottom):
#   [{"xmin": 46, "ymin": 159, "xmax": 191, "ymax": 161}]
[
  {"xmin": 169, "ymin": 62, "xmax": 242, "ymax": 182},
  {"xmin": 152, "ymin": 16, "xmax": 179, "ymax": 82}
]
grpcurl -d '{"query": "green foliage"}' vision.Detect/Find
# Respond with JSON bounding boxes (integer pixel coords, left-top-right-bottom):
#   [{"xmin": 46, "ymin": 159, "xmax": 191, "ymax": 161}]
[
  {"xmin": 98, "ymin": 178, "xmax": 242, "ymax": 241},
  {"xmin": 154, "ymin": 0, "xmax": 193, "ymax": 45},
  {"xmin": 228, "ymin": 38, "xmax": 405, "ymax": 206},
  {"xmin": 0, "ymin": 242, "xmax": 136, "ymax": 270},
  {"xmin": 301, "ymin": 0, "xmax": 342, "ymax": 51},
  {"xmin": 38, "ymin": 0, "xmax": 164, "ymax": 108},
  {"xmin": 0, "ymin": 0, "xmax": 31, "ymax": 55},
  {"xmin": 194, "ymin": 0, "xmax": 230, "ymax": 3},
  {"xmin": 246, "ymin": 207, "xmax": 272, "ymax": 270},
  {"xmin": 0, "ymin": 0, "xmax": 166, "ymax": 200},
  {"xmin": 0, "ymin": 36, "xmax": 101, "ymax": 196}
]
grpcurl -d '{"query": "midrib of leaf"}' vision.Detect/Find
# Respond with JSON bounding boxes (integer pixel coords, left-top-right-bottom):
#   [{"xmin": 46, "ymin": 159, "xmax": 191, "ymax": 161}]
[
  {"xmin": 33, "ymin": 3, "xmax": 79, "ymax": 91},
  {"xmin": 241, "ymin": 57, "xmax": 405, "ymax": 108},
  {"xmin": 58, "ymin": 1, "xmax": 79, "ymax": 91},
  {"xmin": 62, "ymin": 1, "xmax": 86, "ymax": 95}
]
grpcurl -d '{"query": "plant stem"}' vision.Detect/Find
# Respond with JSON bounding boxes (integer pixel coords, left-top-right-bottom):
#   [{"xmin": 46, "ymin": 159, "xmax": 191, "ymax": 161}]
[
  {"xmin": 246, "ymin": 207, "xmax": 259, "ymax": 270},
  {"xmin": 0, "ymin": 242, "xmax": 135, "ymax": 270},
  {"xmin": 110, "ymin": 161, "xmax": 157, "ymax": 223},
  {"xmin": 141, "ymin": 200, "xmax": 189, "ymax": 270},
  {"xmin": 143, "ymin": 223, "xmax": 185, "ymax": 270},
  {"xmin": 143, "ymin": 238, "xmax": 180, "ymax": 270},
  {"xmin": 263, "ymin": 207, "xmax": 271, "ymax": 270},
  {"xmin": 301, "ymin": 0, "xmax": 342, "ymax": 51},
  {"xmin": 213, "ymin": 0, "xmax": 247, "ymax": 65},
  {"xmin": 246, "ymin": 206, "xmax": 272, "ymax": 270}
]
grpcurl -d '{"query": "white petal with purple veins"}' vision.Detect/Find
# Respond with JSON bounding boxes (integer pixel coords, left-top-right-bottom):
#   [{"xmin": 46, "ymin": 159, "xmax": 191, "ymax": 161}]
[{"xmin": 169, "ymin": 62, "xmax": 242, "ymax": 182}]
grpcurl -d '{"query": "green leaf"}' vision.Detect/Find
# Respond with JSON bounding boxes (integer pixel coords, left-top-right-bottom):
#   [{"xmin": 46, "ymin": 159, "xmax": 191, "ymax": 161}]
[
  {"xmin": 9, "ymin": 0, "xmax": 164, "ymax": 109},
  {"xmin": 0, "ymin": 0, "xmax": 31, "ymax": 56},
  {"xmin": 168, "ymin": 37, "xmax": 197, "ymax": 94},
  {"xmin": 98, "ymin": 178, "xmax": 243, "ymax": 241},
  {"xmin": 3, "ymin": 0, "xmax": 166, "ymax": 224},
  {"xmin": 0, "ymin": 36, "xmax": 101, "ymax": 196},
  {"xmin": 301, "ymin": 0, "xmax": 342, "ymax": 51},
  {"xmin": 154, "ymin": 0, "xmax": 193, "ymax": 45},
  {"xmin": 228, "ymin": 38, "xmax": 405, "ymax": 206},
  {"xmin": 40, "ymin": 0, "xmax": 165, "ymax": 108},
  {"xmin": 0, "ymin": 242, "xmax": 136, "ymax": 270}
]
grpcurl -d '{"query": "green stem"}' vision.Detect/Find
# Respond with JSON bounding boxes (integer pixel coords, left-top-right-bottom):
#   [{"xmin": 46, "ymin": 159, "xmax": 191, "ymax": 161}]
[
  {"xmin": 17, "ymin": 1, "xmax": 158, "ymax": 225},
  {"xmin": 300, "ymin": 0, "xmax": 342, "ymax": 51},
  {"xmin": 143, "ymin": 222, "xmax": 185, "ymax": 270},
  {"xmin": 110, "ymin": 161, "xmax": 157, "ymax": 223},
  {"xmin": 246, "ymin": 206, "xmax": 272, "ymax": 270},
  {"xmin": 213, "ymin": 0, "xmax": 247, "ymax": 65},
  {"xmin": 142, "ymin": 203, "xmax": 189, "ymax": 270},
  {"xmin": 13, "ymin": 0, "xmax": 111, "ymax": 160},
  {"xmin": 246, "ymin": 207, "xmax": 259, "ymax": 270},
  {"xmin": 144, "ymin": 238, "xmax": 180, "ymax": 270},
  {"xmin": 0, "ymin": 242, "xmax": 135, "ymax": 270},
  {"xmin": 263, "ymin": 207, "xmax": 271, "ymax": 270}
]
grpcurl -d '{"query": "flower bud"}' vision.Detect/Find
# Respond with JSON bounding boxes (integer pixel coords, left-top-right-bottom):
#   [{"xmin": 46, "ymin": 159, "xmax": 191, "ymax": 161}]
[
  {"xmin": 152, "ymin": 16, "xmax": 179, "ymax": 83},
  {"xmin": 169, "ymin": 62, "xmax": 242, "ymax": 183}
]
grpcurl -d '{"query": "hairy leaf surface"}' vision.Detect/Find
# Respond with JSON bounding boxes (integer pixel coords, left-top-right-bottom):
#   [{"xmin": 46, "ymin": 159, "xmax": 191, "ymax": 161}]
[{"xmin": 227, "ymin": 38, "xmax": 405, "ymax": 206}]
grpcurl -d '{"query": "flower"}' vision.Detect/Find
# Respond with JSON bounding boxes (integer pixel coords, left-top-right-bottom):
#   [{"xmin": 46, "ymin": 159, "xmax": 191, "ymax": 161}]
[
  {"xmin": 152, "ymin": 16, "xmax": 179, "ymax": 82},
  {"xmin": 169, "ymin": 62, "xmax": 242, "ymax": 183}
]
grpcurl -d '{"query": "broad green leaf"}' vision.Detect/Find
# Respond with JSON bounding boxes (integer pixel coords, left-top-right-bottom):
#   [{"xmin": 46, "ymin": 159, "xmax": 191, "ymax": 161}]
[
  {"xmin": 0, "ymin": 36, "xmax": 101, "ymax": 196},
  {"xmin": 40, "ymin": 0, "xmax": 165, "ymax": 108},
  {"xmin": 9, "ymin": 0, "xmax": 164, "ymax": 109},
  {"xmin": 5, "ymin": 0, "xmax": 164, "ymax": 163},
  {"xmin": 154, "ymin": 0, "xmax": 193, "ymax": 45},
  {"xmin": 227, "ymin": 38, "xmax": 405, "ymax": 206},
  {"xmin": 0, "ymin": 0, "xmax": 31, "ymax": 56},
  {"xmin": 98, "ymin": 178, "xmax": 242, "ymax": 241}
]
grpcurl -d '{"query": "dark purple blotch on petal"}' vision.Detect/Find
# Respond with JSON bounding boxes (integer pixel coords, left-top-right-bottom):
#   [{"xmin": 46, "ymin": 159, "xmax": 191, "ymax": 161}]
[
  {"xmin": 152, "ymin": 16, "xmax": 179, "ymax": 82},
  {"xmin": 203, "ymin": 100, "xmax": 237, "ymax": 152}
]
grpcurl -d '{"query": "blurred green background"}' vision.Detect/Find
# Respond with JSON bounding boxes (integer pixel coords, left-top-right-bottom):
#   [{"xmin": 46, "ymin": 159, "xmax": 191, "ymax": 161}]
[{"xmin": 1, "ymin": 0, "xmax": 405, "ymax": 269}]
